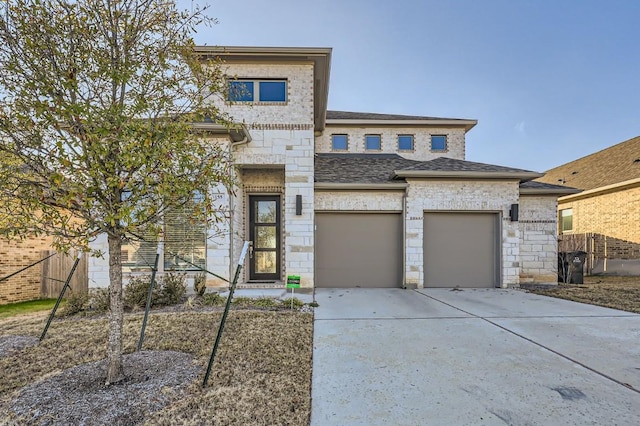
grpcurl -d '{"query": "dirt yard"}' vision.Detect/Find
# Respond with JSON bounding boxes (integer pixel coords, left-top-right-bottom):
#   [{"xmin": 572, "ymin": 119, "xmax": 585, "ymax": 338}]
[
  {"xmin": 0, "ymin": 307, "xmax": 313, "ymax": 425},
  {"xmin": 528, "ymin": 275, "xmax": 640, "ymax": 314}
]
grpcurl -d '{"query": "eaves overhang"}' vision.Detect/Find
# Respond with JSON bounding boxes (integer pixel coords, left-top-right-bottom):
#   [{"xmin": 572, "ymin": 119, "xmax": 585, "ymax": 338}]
[
  {"xmin": 520, "ymin": 187, "xmax": 582, "ymax": 196},
  {"xmin": 314, "ymin": 182, "xmax": 408, "ymax": 190},
  {"xmin": 191, "ymin": 122, "xmax": 252, "ymax": 143},
  {"xmin": 325, "ymin": 119, "xmax": 478, "ymax": 133},
  {"xmin": 558, "ymin": 177, "xmax": 640, "ymax": 202},
  {"xmin": 194, "ymin": 46, "xmax": 332, "ymax": 133},
  {"xmin": 393, "ymin": 170, "xmax": 544, "ymax": 180}
]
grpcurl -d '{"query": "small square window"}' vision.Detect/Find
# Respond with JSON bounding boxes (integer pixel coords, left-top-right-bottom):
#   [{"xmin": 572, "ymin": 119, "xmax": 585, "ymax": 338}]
[
  {"xmin": 228, "ymin": 81, "xmax": 254, "ymax": 102},
  {"xmin": 331, "ymin": 134, "xmax": 348, "ymax": 150},
  {"xmin": 259, "ymin": 81, "xmax": 286, "ymax": 102},
  {"xmin": 431, "ymin": 135, "xmax": 447, "ymax": 151},
  {"xmin": 560, "ymin": 209, "xmax": 573, "ymax": 233},
  {"xmin": 365, "ymin": 134, "xmax": 381, "ymax": 150},
  {"xmin": 398, "ymin": 135, "xmax": 414, "ymax": 151}
]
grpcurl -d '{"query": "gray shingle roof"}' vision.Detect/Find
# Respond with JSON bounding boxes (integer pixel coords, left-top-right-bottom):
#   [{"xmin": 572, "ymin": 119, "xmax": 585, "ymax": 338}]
[
  {"xmin": 519, "ymin": 180, "xmax": 580, "ymax": 194},
  {"xmin": 326, "ymin": 110, "xmax": 471, "ymax": 121},
  {"xmin": 399, "ymin": 157, "xmax": 536, "ymax": 174},
  {"xmin": 315, "ymin": 154, "xmax": 541, "ymax": 184},
  {"xmin": 315, "ymin": 153, "xmax": 418, "ymax": 184}
]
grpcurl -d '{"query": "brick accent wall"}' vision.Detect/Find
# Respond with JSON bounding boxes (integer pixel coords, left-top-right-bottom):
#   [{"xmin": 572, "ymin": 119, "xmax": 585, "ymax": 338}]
[
  {"xmin": 0, "ymin": 236, "xmax": 53, "ymax": 304},
  {"xmin": 519, "ymin": 195, "xmax": 558, "ymax": 284},
  {"xmin": 559, "ymin": 185, "xmax": 640, "ymax": 244},
  {"xmin": 316, "ymin": 126, "xmax": 466, "ymax": 161}
]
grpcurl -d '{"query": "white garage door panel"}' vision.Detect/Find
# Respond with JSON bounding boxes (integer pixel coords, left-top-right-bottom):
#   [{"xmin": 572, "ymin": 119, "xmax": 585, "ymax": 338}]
[
  {"xmin": 316, "ymin": 213, "xmax": 402, "ymax": 288},
  {"xmin": 424, "ymin": 212, "xmax": 499, "ymax": 288}
]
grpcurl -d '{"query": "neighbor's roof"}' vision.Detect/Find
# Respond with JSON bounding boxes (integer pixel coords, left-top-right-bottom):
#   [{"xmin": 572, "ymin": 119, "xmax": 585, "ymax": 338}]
[
  {"xmin": 536, "ymin": 135, "xmax": 640, "ymax": 190},
  {"xmin": 314, "ymin": 154, "xmax": 543, "ymax": 186},
  {"xmin": 519, "ymin": 180, "xmax": 581, "ymax": 195},
  {"xmin": 326, "ymin": 111, "xmax": 477, "ymax": 132}
]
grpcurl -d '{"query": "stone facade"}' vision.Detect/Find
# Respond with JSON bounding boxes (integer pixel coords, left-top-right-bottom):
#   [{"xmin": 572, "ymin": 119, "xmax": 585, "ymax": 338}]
[
  {"xmin": 316, "ymin": 126, "xmax": 466, "ymax": 160},
  {"xmin": 404, "ymin": 179, "xmax": 520, "ymax": 288},
  {"xmin": 314, "ymin": 191, "xmax": 404, "ymax": 212},
  {"xmin": 518, "ymin": 196, "xmax": 559, "ymax": 283}
]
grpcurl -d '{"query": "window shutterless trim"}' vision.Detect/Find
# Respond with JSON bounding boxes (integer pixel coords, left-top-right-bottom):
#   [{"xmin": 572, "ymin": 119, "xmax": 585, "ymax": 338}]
[
  {"xmin": 365, "ymin": 134, "xmax": 382, "ymax": 151},
  {"xmin": 331, "ymin": 134, "xmax": 349, "ymax": 151},
  {"xmin": 227, "ymin": 78, "xmax": 288, "ymax": 103},
  {"xmin": 398, "ymin": 134, "xmax": 414, "ymax": 151}
]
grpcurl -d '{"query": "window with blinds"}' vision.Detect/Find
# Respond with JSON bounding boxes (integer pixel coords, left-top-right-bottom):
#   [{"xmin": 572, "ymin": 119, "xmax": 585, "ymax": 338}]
[{"xmin": 121, "ymin": 207, "xmax": 206, "ymax": 272}]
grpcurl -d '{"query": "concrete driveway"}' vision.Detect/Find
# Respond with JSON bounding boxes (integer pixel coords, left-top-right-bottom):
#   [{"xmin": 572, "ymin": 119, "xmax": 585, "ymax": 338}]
[{"xmin": 311, "ymin": 288, "xmax": 640, "ymax": 425}]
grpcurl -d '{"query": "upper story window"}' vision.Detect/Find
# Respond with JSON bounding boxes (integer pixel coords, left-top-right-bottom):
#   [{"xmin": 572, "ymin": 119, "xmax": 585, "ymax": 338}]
[
  {"xmin": 398, "ymin": 135, "xmax": 414, "ymax": 151},
  {"xmin": 365, "ymin": 134, "xmax": 381, "ymax": 150},
  {"xmin": 430, "ymin": 135, "xmax": 447, "ymax": 151},
  {"xmin": 560, "ymin": 208, "xmax": 573, "ymax": 233},
  {"xmin": 331, "ymin": 134, "xmax": 348, "ymax": 150},
  {"xmin": 228, "ymin": 79, "xmax": 287, "ymax": 102}
]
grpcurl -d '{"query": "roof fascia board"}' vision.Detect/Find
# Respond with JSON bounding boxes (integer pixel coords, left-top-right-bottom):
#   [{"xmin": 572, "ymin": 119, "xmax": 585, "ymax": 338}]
[
  {"xmin": 520, "ymin": 188, "xmax": 581, "ymax": 195},
  {"xmin": 558, "ymin": 177, "xmax": 640, "ymax": 202},
  {"xmin": 192, "ymin": 122, "xmax": 251, "ymax": 143},
  {"xmin": 326, "ymin": 119, "xmax": 477, "ymax": 132},
  {"xmin": 397, "ymin": 170, "xmax": 543, "ymax": 180},
  {"xmin": 314, "ymin": 183, "xmax": 408, "ymax": 190}
]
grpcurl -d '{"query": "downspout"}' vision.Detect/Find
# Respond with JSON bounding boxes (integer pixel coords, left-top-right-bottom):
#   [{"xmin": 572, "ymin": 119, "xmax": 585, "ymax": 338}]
[
  {"xmin": 402, "ymin": 189, "xmax": 407, "ymax": 289},
  {"xmin": 227, "ymin": 125, "xmax": 251, "ymax": 280}
]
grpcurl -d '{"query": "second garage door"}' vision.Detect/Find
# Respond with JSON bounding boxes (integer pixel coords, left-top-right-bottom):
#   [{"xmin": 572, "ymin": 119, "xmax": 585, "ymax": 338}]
[
  {"xmin": 423, "ymin": 212, "xmax": 499, "ymax": 288},
  {"xmin": 315, "ymin": 213, "xmax": 402, "ymax": 288}
]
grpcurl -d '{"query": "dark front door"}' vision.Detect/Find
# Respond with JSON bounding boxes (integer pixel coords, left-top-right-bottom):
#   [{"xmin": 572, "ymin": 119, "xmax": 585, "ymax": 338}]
[{"xmin": 249, "ymin": 195, "xmax": 281, "ymax": 281}]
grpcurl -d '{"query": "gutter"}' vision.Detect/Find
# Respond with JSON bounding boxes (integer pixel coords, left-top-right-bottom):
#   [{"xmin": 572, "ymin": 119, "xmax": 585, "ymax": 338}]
[{"xmin": 314, "ymin": 182, "xmax": 408, "ymax": 190}]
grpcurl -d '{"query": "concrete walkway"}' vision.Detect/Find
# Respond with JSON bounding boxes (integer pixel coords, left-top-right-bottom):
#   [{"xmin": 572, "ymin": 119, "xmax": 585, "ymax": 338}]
[{"xmin": 311, "ymin": 288, "xmax": 640, "ymax": 425}]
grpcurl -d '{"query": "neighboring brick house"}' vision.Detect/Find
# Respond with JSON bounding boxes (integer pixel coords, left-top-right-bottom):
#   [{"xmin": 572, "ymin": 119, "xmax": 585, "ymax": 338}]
[
  {"xmin": 88, "ymin": 46, "xmax": 574, "ymax": 289},
  {"xmin": 0, "ymin": 236, "xmax": 53, "ymax": 304},
  {"xmin": 536, "ymin": 136, "xmax": 640, "ymax": 274}
]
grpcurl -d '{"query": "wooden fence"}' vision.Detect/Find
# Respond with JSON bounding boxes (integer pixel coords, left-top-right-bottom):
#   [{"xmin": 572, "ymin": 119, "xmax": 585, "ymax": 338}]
[{"xmin": 40, "ymin": 251, "xmax": 88, "ymax": 298}]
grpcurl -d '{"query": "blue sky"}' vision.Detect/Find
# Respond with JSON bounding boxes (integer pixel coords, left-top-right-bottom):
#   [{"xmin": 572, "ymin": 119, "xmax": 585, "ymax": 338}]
[{"xmin": 185, "ymin": 0, "xmax": 640, "ymax": 172}]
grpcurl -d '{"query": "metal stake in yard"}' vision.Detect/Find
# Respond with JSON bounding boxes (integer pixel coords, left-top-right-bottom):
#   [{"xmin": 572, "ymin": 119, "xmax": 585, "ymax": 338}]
[
  {"xmin": 40, "ymin": 252, "xmax": 82, "ymax": 341},
  {"xmin": 0, "ymin": 252, "xmax": 57, "ymax": 283},
  {"xmin": 202, "ymin": 241, "xmax": 250, "ymax": 388},
  {"xmin": 137, "ymin": 242, "xmax": 162, "ymax": 352}
]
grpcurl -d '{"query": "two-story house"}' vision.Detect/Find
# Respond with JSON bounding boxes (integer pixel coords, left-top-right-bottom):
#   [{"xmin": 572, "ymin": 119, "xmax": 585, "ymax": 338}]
[{"xmin": 87, "ymin": 46, "xmax": 574, "ymax": 290}]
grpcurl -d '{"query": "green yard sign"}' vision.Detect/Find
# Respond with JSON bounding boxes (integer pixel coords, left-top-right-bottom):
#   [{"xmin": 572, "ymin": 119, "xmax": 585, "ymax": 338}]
[{"xmin": 286, "ymin": 275, "xmax": 301, "ymax": 289}]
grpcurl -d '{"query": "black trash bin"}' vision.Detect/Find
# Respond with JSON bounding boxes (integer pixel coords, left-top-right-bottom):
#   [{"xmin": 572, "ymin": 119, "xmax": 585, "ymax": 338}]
[{"xmin": 558, "ymin": 251, "xmax": 587, "ymax": 284}]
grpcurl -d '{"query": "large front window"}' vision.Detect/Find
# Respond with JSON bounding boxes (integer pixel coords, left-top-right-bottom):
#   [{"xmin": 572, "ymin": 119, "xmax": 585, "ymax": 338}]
[{"xmin": 122, "ymin": 207, "xmax": 206, "ymax": 272}]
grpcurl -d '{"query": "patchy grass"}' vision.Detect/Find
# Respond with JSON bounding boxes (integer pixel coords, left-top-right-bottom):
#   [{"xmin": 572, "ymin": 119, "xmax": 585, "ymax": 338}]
[
  {"xmin": 529, "ymin": 275, "xmax": 640, "ymax": 314},
  {"xmin": 0, "ymin": 308, "xmax": 313, "ymax": 425},
  {"xmin": 0, "ymin": 299, "xmax": 57, "ymax": 319}
]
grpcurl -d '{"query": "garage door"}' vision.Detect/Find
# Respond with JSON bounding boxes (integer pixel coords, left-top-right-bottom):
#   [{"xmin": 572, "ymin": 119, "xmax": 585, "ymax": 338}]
[
  {"xmin": 315, "ymin": 213, "xmax": 402, "ymax": 288},
  {"xmin": 423, "ymin": 212, "xmax": 499, "ymax": 288}
]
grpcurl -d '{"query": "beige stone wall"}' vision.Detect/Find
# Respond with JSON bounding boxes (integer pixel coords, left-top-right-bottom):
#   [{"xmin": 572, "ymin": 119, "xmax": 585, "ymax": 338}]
[
  {"xmin": 519, "ymin": 196, "xmax": 558, "ymax": 284},
  {"xmin": 0, "ymin": 236, "xmax": 53, "ymax": 304},
  {"xmin": 405, "ymin": 179, "xmax": 520, "ymax": 288},
  {"xmin": 316, "ymin": 126, "xmax": 466, "ymax": 161},
  {"xmin": 559, "ymin": 185, "xmax": 640, "ymax": 244},
  {"xmin": 213, "ymin": 63, "xmax": 314, "ymax": 127},
  {"xmin": 314, "ymin": 191, "xmax": 404, "ymax": 211}
]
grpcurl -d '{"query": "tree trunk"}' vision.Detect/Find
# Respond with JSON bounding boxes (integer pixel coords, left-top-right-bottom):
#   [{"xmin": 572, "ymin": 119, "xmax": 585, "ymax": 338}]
[{"xmin": 106, "ymin": 231, "xmax": 125, "ymax": 385}]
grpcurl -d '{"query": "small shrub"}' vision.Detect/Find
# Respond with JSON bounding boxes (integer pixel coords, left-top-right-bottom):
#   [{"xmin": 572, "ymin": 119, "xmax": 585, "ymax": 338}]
[
  {"xmin": 124, "ymin": 276, "xmax": 156, "ymax": 309},
  {"xmin": 308, "ymin": 301, "xmax": 319, "ymax": 308},
  {"xmin": 252, "ymin": 297, "xmax": 279, "ymax": 309},
  {"xmin": 184, "ymin": 295, "xmax": 201, "ymax": 310},
  {"xmin": 61, "ymin": 291, "xmax": 89, "ymax": 316},
  {"xmin": 193, "ymin": 273, "xmax": 207, "ymax": 297},
  {"xmin": 201, "ymin": 292, "xmax": 226, "ymax": 306},
  {"xmin": 89, "ymin": 288, "xmax": 110, "ymax": 312},
  {"xmin": 281, "ymin": 297, "xmax": 305, "ymax": 310},
  {"xmin": 157, "ymin": 272, "xmax": 187, "ymax": 305},
  {"xmin": 231, "ymin": 296, "xmax": 254, "ymax": 307}
]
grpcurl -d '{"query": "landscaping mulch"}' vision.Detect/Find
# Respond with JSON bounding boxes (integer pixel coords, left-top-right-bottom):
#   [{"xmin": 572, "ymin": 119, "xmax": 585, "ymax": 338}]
[
  {"xmin": 528, "ymin": 275, "xmax": 640, "ymax": 314},
  {"xmin": 0, "ymin": 307, "xmax": 313, "ymax": 425}
]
